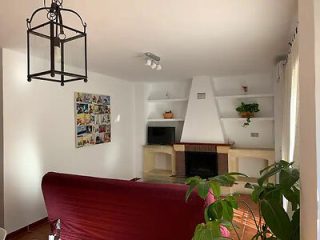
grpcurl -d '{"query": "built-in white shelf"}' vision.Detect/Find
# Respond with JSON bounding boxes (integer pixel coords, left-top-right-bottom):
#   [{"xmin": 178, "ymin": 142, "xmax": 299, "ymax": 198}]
[
  {"xmin": 147, "ymin": 118, "xmax": 185, "ymax": 122},
  {"xmin": 147, "ymin": 98, "xmax": 188, "ymax": 103},
  {"xmin": 221, "ymin": 117, "xmax": 274, "ymax": 121},
  {"xmin": 216, "ymin": 93, "xmax": 274, "ymax": 100}
]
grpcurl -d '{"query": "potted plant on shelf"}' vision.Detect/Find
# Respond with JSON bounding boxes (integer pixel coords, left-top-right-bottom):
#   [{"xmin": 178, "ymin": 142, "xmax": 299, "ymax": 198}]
[
  {"xmin": 185, "ymin": 160, "xmax": 300, "ymax": 240},
  {"xmin": 236, "ymin": 102, "xmax": 260, "ymax": 127},
  {"xmin": 163, "ymin": 110, "xmax": 174, "ymax": 119}
]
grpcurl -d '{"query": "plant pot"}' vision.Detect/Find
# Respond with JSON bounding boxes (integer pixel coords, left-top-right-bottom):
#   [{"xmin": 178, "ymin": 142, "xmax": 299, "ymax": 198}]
[
  {"xmin": 240, "ymin": 112, "xmax": 254, "ymax": 118},
  {"xmin": 163, "ymin": 112, "xmax": 174, "ymax": 119}
]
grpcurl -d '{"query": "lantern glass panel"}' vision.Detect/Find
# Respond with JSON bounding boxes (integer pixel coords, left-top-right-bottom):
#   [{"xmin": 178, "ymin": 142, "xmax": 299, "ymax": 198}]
[
  {"xmin": 63, "ymin": 28, "xmax": 86, "ymax": 77},
  {"xmin": 29, "ymin": 23, "xmax": 51, "ymax": 75}
]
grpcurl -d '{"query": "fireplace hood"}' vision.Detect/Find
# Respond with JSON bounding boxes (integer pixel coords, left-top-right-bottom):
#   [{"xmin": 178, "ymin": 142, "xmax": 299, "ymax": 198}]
[{"xmin": 181, "ymin": 76, "xmax": 225, "ymax": 143}]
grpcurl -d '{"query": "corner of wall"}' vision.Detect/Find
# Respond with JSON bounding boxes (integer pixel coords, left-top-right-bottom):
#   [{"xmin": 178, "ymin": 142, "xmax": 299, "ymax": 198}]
[{"xmin": 132, "ymin": 82, "xmax": 147, "ymax": 178}]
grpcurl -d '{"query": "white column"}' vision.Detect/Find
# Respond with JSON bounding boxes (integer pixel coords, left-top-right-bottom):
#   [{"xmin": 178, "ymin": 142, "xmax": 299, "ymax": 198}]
[
  {"xmin": 314, "ymin": 0, "xmax": 320, "ymax": 236},
  {"xmin": 299, "ymin": 0, "xmax": 318, "ymax": 238},
  {"xmin": 0, "ymin": 48, "xmax": 4, "ymax": 227}
]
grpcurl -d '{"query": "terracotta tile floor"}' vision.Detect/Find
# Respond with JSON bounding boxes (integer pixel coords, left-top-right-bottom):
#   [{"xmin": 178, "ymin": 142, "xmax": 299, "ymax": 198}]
[
  {"xmin": 230, "ymin": 195, "xmax": 261, "ymax": 240},
  {"xmin": 6, "ymin": 224, "xmax": 51, "ymax": 240},
  {"xmin": 7, "ymin": 195, "xmax": 259, "ymax": 240}
]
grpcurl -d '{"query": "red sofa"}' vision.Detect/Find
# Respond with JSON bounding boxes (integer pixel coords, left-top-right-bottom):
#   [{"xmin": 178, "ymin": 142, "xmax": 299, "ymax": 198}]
[{"xmin": 42, "ymin": 172, "xmax": 204, "ymax": 240}]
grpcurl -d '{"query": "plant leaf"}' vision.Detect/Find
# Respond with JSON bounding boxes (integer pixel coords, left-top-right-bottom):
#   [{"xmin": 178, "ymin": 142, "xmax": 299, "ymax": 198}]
[
  {"xmin": 281, "ymin": 188, "xmax": 300, "ymax": 208},
  {"xmin": 221, "ymin": 200, "xmax": 233, "ymax": 221},
  {"xmin": 291, "ymin": 209, "xmax": 300, "ymax": 240},
  {"xmin": 185, "ymin": 176, "xmax": 202, "ymax": 202},
  {"xmin": 185, "ymin": 185, "xmax": 197, "ymax": 202},
  {"xmin": 209, "ymin": 181, "xmax": 221, "ymax": 198},
  {"xmin": 197, "ymin": 180, "xmax": 209, "ymax": 199},
  {"xmin": 260, "ymin": 199, "xmax": 292, "ymax": 240},
  {"xmin": 258, "ymin": 166, "xmax": 283, "ymax": 186},
  {"xmin": 251, "ymin": 186, "xmax": 264, "ymax": 203},
  {"xmin": 185, "ymin": 176, "xmax": 201, "ymax": 185},
  {"xmin": 204, "ymin": 207, "xmax": 210, "ymax": 223},
  {"xmin": 192, "ymin": 222, "xmax": 222, "ymax": 240},
  {"xmin": 210, "ymin": 175, "xmax": 235, "ymax": 187},
  {"xmin": 207, "ymin": 221, "xmax": 221, "ymax": 238},
  {"xmin": 263, "ymin": 188, "xmax": 282, "ymax": 204},
  {"xmin": 225, "ymin": 195, "xmax": 238, "ymax": 209},
  {"xmin": 259, "ymin": 160, "xmax": 292, "ymax": 175},
  {"xmin": 207, "ymin": 201, "xmax": 223, "ymax": 220},
  {"xmin": 279, "ymin": 168, "xmax": 299, "ymax": 189}
]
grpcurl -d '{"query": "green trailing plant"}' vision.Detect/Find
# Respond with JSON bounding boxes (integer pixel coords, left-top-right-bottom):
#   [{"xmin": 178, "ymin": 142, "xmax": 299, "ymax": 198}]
[
  {"xmin": 235, "ymin": 102, "xmax": 260, "ymax": 127},
  {"xmin": 185, "ymin": 161, "xmax": 300, "ymax": 240}
]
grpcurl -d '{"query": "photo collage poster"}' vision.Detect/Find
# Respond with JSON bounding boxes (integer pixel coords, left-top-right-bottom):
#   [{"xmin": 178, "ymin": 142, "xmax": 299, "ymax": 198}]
[{"xmin": 75, "ymin": 92, "xmax": 111, "ymax": 148}]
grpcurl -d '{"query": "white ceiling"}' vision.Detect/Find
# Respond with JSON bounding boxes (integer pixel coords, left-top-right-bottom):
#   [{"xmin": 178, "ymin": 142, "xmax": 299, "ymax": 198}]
[{"xmin": 0, "ymin": 0, "xmax": 297, "ymax": 82}]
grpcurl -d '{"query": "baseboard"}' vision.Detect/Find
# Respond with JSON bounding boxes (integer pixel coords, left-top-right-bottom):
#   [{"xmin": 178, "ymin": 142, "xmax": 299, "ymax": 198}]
[{"xmin": 6, "ymin": 217, "xmax": 48, "ymax": 239}]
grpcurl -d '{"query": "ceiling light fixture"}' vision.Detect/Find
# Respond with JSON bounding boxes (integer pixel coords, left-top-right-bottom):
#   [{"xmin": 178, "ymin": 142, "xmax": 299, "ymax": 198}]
[
  {"xmin": 151, "ymin": 62, "xmax": 157, "ymax": 70},
  {"xmin": 145, "ymin": 59, "xmax": 152, "ymax": 66},
  {"xmin": 27, "ymin": 0, "xmax": 88, "ymax": 86},
  {"xmin": 144, "ymin": 52, "xmax": 162, "ymax": 71}
]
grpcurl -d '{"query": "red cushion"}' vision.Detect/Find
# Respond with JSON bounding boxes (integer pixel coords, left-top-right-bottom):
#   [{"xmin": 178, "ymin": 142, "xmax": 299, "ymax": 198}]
[{"xmin": 42, "ymin": 172, "xmax": 204, "ymax": 240}]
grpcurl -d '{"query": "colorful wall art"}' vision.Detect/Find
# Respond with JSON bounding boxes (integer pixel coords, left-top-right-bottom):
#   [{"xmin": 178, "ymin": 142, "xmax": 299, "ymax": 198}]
[{"xmin": 75, "ymin": 92, "xmax": 111, "ymax": 148}]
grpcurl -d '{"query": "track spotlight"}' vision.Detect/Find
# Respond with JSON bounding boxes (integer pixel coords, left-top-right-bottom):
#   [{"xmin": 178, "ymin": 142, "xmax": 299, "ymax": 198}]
[
  {"xmin": 144, "ymin": 52, "xmax": 162, "ymax": 71},
  {"xmin": 151, "ymin": 62, "xmax": 157, "ymax": 69},
  {"xmin": 156, "ymin": 64, "xmax": 162, "ymax": 71},
  {"xmin": 145, "ymin": 59, "xmax": 152, "ymax": 66}
]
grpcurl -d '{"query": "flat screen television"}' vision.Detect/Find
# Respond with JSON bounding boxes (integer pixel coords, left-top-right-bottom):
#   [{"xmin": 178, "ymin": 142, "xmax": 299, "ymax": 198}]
[{"xmin": 147, "ymin": 127, "xmax": 175, "ymax": 145}]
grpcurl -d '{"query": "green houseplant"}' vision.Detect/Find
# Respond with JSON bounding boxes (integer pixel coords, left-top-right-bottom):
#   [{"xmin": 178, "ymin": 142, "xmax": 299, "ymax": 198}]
[
  {"xmin": 245, "ymin": 160, "xmax": 300, "ymax": 240},
  {"xmin": 185, "ymin": 173, "xmax": 245, "ymax": 239},
  {"xmin": 185, "ymin": 160, "xmax": 300, "ymax": 240},
  {"xmin": 235, "ymin": 102, "xmax": 260, "ymax": 127}
]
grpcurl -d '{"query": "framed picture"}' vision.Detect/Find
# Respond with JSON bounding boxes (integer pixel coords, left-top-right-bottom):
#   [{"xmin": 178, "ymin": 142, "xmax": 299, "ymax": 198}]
[{"xmin": 75, "ymin": 92, "xmax": 111, "ymax": 148}]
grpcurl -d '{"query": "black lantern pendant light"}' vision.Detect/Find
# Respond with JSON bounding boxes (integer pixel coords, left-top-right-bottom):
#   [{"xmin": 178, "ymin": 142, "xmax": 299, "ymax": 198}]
[{"xmin": 27, "ymin": 0, "xmax": 87, "ymax": 86}]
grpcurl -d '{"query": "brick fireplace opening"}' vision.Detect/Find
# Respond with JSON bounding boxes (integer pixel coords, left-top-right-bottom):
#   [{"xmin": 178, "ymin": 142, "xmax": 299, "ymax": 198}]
[
  {"xmin": 185, "ymin": 151, "xmax": 218, "ymax": 178},
  {"xmin": 174, "ymin": 143, "xmax": 230, "ymax": 178}
]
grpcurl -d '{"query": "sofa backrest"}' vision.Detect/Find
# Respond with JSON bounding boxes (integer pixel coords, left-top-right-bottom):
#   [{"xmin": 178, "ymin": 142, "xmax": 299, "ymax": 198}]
[{"xmin": 42, "ymin": 172, "xmax": 204, "ymax": 240}]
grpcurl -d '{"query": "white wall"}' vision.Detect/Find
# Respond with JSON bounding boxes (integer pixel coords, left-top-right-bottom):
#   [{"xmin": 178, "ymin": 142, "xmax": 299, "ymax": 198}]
[
  {"xmin": 213, "ymin": 73, "xmax": 274, "ymax": 96},
  {"xmin": 213, "ymin": 73, "xmax": 275, "ymax": 149},
  {"xmin": 135, "ymin": 73, "xmax": 275, "ymax": 178},
  {"xmin": 146, "ymin": 81, "xmax": 191, "ymax": 142},
  {"xmin": 2, "ymin": 49, "xmax": 136, "ymax": 233},
  {"xmin": 133, "ymin": 81, "xmax": 192, "ymax": 177}
]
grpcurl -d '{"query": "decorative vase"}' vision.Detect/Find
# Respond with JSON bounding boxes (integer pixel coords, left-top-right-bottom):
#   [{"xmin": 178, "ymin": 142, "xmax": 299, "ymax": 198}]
[{"xmin": 163, "ymin": 111, "xmax": 174, "ymax": 119}]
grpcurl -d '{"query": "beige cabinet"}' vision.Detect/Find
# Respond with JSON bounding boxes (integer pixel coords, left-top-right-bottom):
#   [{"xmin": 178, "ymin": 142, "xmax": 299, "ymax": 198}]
[{"xmin": 143, "ymin": 145, "xmax": 176, "ymax": 179}]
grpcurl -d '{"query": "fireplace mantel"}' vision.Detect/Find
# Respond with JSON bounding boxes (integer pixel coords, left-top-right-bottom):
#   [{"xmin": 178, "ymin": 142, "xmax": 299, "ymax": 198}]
[{"xmin": 173, "ymin": 143, "xmax": 231, "ymax": 154}]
